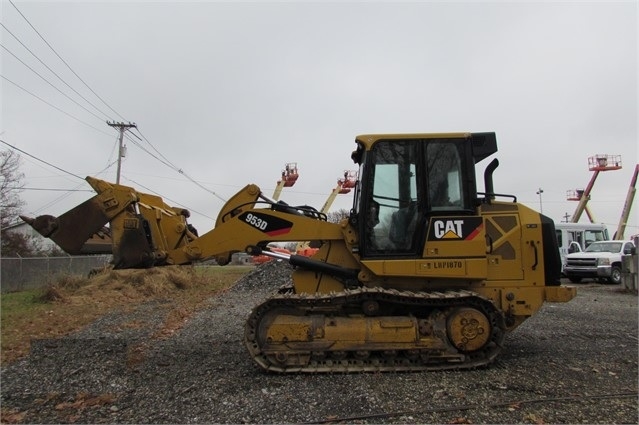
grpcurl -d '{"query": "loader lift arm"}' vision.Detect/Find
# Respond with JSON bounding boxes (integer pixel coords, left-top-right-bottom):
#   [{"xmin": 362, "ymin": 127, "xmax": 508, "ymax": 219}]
[{"xmin": 22, "ymin": 177, "xmax": 361, "ymax": 285}]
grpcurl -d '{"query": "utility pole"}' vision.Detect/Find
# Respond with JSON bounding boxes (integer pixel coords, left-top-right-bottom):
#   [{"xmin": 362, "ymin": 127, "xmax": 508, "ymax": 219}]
[{"xmin": 107, "ymin": 121, "xmax": 137, "ymax": 184}]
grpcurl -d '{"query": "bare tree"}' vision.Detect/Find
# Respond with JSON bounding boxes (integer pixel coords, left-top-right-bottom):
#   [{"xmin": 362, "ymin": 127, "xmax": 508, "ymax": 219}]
[
  {"xmin": 326, "ymin": 208, "xmax": 350, "ymax": 224},
  {"xmin": 1, "ymin": 149, "xmax": 29, "ymax": 256},
  {"xmin": 0, "ymin": 149, "xmax": 25, "ymax": 229}
]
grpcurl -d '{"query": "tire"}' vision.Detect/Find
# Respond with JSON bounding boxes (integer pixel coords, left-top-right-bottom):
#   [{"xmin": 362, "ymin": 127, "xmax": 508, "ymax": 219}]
[
  {"xmin": 568, "ymin": 276, "xmax": 582, "ymax": 283},
  {"xmin": 607, "ymin": 266, "xmax": 622, "ymax": 285}
]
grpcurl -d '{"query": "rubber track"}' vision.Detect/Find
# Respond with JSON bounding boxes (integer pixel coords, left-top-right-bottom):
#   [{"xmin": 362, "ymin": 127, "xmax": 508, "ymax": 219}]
[{"xmin": 244, "ymin": 287, "xmax": 506, "ymax": 373}]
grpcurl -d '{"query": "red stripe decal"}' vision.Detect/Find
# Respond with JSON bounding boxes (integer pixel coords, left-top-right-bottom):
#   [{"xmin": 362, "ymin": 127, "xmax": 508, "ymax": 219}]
[
  {"xmin": 266, "ymin": 227, "xmax": 292, "ymax": 237},
  {"xmin": 465, "ymin": 223, "xmax": 483, "ymax": 240}
]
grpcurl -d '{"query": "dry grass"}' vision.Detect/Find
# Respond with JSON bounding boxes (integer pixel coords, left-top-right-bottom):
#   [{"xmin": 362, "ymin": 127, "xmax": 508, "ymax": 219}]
[{"xmin": 0, "ymin": 265, "xmax": 253, "ymax": 365}]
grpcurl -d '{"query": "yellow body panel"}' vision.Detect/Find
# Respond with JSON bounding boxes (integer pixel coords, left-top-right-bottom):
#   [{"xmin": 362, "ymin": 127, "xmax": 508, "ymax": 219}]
[
  {"xmin": 264, "ymin": 314, "xmax": 446, "ymax": 351},
  {"xmin": 362, "ymin": 258, "xmax": 488, "ymax": 279},
  {"xmin": 545, "ymin": 285, "xmax": 578, "ymax": 302}
]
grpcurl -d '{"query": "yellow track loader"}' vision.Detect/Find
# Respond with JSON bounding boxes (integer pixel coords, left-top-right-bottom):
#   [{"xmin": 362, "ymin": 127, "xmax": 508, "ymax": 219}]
[{"xmin": 23, "ymin": 132, "xmax": 576, "ymax": 373}]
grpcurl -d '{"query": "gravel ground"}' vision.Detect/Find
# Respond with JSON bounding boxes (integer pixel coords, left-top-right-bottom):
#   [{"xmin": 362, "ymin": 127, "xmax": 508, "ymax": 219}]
[{"xmin": 2, "ymin": 261, "xmax": 638, "ymax": 424}]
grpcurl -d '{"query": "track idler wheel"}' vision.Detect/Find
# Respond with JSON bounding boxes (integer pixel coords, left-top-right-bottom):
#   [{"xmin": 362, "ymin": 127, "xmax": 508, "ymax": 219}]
[{"xmin": 446, "ymin": 307, "xmax": 491, "ymax": 353}]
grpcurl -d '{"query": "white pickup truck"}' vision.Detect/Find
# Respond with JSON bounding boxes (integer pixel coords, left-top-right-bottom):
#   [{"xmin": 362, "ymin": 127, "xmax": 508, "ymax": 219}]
[{"xmin": 563, "ymin": 240, "xmax": 636, "ymax": 284}]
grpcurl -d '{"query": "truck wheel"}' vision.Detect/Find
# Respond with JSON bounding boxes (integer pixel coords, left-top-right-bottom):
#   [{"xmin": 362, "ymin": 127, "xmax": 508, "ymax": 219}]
[
  {"xmin": 608, "ymin": 266, "xmax": 622, "ymax": 285},
  {"xmin": 568, "ymin": 276, "xmax": 582, "ymax": 283}
]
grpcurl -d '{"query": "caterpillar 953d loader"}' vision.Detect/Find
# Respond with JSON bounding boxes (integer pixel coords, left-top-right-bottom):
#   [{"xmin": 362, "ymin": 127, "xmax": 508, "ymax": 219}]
[{"xmin": 22, "ymin": 132, "xmax": 576, "ymax": 373}]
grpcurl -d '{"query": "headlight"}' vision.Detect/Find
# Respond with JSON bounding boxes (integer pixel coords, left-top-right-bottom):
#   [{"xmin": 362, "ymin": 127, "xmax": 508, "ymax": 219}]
[{"xmin": 597, "ymin": 257, "xmax": 611, "ymax": 266}]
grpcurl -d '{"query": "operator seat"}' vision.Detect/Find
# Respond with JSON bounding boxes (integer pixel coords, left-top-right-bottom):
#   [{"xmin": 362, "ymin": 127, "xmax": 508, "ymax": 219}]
[{"xmin": 388, "ymin": 202, "xmax": 418, "ymax": 249}]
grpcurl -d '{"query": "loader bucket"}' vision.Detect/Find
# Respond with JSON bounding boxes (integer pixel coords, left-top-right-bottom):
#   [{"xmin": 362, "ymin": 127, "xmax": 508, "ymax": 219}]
[
  {"xmin": 21, "ymin": 176, "xmax": 196, "ymax": 269},
  {"xmin": 20, "ymin": 194, "xmax": 114, "ymax": 255},
  {"xmin": 20, "ymin": 176, "xmax": 140, "ymax": 256}
]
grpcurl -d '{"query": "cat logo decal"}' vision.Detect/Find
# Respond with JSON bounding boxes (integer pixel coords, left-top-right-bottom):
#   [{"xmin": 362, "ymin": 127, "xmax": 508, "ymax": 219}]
[{"xmin": 428, "ymin": 217, "xmax": 483, "ymax": 241}]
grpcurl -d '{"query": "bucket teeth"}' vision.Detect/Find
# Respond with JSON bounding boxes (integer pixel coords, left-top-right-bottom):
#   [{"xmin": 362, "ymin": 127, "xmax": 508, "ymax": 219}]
[{"xmin": 19, "ymin": 214, "xmax": 57, "ymax": 237}]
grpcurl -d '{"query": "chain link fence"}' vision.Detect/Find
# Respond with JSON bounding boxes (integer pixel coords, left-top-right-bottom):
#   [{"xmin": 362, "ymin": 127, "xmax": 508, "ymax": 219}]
[{"xmin": 1, "ymin": 255, "xmax": 112, "ymax": 293}]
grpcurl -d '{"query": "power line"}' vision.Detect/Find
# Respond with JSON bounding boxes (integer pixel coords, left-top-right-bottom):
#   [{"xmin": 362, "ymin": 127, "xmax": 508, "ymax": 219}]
[
  {"xmin": 4, "ymin": 5, "xmax": 224, "ymax": 204},
  {"xmin": 0, "ymin": 21, "xmax": 112, "ymax": 121},
  {"xmin": 1, "ymin": 75, "xmax": 113, "ymax": 137},
  {"xmin": 3, "ymin": 72, "xmax": 223, "ymax": 207},
  {"xmin": 6, "ymin": 187, "xmax": 93, "ymax": 192},
  {"xmin": 8, "ymin": 0, "xmax": 127, "ymax": 122},
  {"xmin": 1, "ymin": 43, "xmax": 105, "ymax": 122},
  {"xmin": 0, "ymin": 139, "xmax": 83, "ymax": 180},
  {"xmin": 0, "ymin": 138, "xmax": 213, "ymax": 222},
  {"xmin": 31, "ymin": 181, "xmax": 89, "ymax": 215},
  {"xmin": 129, "ymin": 127, "xmax": 227, "ymax": 203},
  {"xmin": 121, "ymin": 133, "xmax": 180, "ymax": 172},
  {"xmin": 133, "ymin": 127, "xmax": 182, "ymax": 171},
  {"xmin": 105, "ymin": 134, "xmax": 120, "ymax": 170},
  {"xmin": 3, "ymin": 1, "xmax": 226, "ymax": 211},
  {"xmin": 0, "ymin": 140, "xmax": 119, "ymax": 217},
  {"xmin": 124, "ymin": 177, "xmax": 215, "ymax": 222},
  {"xmin": 29, "ymin": 160, "xmax": 119, "ymax": 216}
]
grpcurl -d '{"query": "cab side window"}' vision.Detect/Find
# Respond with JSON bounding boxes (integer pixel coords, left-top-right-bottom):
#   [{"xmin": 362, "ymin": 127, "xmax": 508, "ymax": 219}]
[
  {"xmin": 365, "ymin": 141, "xmax": 418, "ymax": 254},
  {"xmin": 426, "ymin": 142, "xmax": 465, "ymax": 211}
]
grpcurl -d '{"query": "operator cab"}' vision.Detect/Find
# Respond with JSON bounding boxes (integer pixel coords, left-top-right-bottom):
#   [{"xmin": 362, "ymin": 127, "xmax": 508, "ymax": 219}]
[{"xmin": 350, "ymin": 133, "xmax": 497, "ymax": 259}]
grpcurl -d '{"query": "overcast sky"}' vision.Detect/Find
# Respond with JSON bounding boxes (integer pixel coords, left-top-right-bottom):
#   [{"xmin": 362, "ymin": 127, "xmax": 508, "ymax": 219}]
[{"xmin": 1, "ymin": 1, "xmax": 637, "ymax": 237}]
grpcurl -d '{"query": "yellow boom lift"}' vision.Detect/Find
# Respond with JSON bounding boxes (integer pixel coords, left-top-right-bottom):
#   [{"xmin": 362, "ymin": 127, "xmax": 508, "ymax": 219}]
[
  {"xmin": 614, "ymin": 163, "xmax": 638, "ymax": 240},
  {"xmin": 272, "ymin": 163, "xmax": 299, "ymax": 201},
  {"xmin": 296, "ymin": 170, "xmax": 357, "ymax": 256},
  {"xmin": 568, "ymin": 154, "xmax": 622, "ymax": 223}
]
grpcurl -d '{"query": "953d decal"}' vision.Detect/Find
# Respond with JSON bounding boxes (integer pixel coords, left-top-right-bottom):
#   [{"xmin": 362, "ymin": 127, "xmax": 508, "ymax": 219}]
[
  {"xmin": 239, "ymin": 211, "xmax": 293, "ymax": 236},
  {"xmin": 427, "ymin": 216, "xmax": 483, "ymax": 241}
]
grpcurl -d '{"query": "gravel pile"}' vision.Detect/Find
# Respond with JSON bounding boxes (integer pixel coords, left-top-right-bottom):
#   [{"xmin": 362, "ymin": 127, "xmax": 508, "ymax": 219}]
[{"xmin": 2, "ymin": 261, "xmax": 637, "ymax": 424}]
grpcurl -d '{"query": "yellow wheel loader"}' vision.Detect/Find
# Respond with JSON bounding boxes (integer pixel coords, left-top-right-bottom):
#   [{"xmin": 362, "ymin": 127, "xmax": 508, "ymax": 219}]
[{"xmin": 22, "ymin": 132, "xmax": 576, "ymax": 373}]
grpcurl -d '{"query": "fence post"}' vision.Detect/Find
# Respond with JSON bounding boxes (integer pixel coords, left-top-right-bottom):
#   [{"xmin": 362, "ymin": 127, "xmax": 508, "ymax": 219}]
[
  {"xmin": 18, "ymin": 254, "xmax": 23, "ymax": 292},
  {"xmin": 622, "ymin": 235, "xmax": 639, "ymax": 293},
  {"xmin": 622, "ymin": 255, "xmax": 637, "ymax": 292}
]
